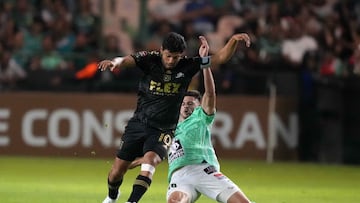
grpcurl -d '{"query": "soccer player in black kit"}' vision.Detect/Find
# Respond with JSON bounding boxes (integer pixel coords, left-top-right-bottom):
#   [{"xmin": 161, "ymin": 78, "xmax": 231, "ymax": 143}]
[{"xmin": 98, "ymin": 32, "xmax": 250, "ymax": 203}]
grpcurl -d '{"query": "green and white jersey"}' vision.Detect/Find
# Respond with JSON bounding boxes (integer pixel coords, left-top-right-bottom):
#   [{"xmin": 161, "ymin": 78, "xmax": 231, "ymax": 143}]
[{"xmin": 168, "ymin": 107, "xmax": 220, "ymax": 182}]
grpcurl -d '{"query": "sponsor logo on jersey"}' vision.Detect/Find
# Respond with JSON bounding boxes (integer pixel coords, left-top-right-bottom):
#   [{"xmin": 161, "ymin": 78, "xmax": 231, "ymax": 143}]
[
  {"xmin": 203, "ymin": 165, "xmax": 217, "ymax": 174},
  {"xmin": 175, "ymin": 72, "xmax": 185, "ymax": 79},
  {"xmin": 149, "ymin": 80, "xmax": 181, "ymax": 95},
  {"xmin": 213, "ymin": 172, "xmax": 225, "ymax": 180}
]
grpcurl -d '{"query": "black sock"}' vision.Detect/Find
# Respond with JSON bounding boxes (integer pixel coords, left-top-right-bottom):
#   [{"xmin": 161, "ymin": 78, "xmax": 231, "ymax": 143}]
[
  {"xmin": 108, "ymin": 178, "xmax": 123, "ymax": 199},
  {"xmin": 127, "ymin": 175, "xmax": 152, "ymax": 202}
]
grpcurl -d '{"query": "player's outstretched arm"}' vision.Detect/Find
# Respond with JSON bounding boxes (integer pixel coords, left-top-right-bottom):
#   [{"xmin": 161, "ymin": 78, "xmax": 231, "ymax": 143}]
[
  {"xmin": 198, "ymin": 36, "xmax": 216, "ymax": 115},
  {"xmin": 211, "ymin": 33, "xmax": 251, "ymax": 66},
  {"xmin": 98, "ymin": 55, "xmax": 136, "ymax": 72}
]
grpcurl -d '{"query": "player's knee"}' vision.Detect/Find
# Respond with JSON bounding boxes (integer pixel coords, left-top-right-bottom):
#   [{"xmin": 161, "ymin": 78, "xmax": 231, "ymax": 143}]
[
  {"xmin": 108, "ymin": 168, "xmax": 123, "ymax": 181},
  {"xmin": 108, "ymin": 159, "xmax": 128, "ymax": 179},
  {"xmin": 144, "ymin": 151, "xmax": 163, "ymax": 165},
  {"xmin": 167, "ymin": 191, "xmax": 190, "ymax": 203},
  {"xmin": 224, "ymin": 191, "xmax": 251, "ymax": 203}
]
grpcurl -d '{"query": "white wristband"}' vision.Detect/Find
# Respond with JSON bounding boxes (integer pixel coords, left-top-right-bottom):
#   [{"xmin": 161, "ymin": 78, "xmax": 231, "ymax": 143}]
[
  {"xmin": 112, "ymin": 57, "xmax": 124, "ymax": 67},
  {"xmin": 200, "ymin": 56, "xmax": 211, "ymax": 69}
]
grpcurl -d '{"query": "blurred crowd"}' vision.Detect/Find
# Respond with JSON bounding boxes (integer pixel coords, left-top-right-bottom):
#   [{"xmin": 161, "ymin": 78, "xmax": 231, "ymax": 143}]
[{"xmin": 1, "ymin": 0, "xmax": 360, "ymax": 94}]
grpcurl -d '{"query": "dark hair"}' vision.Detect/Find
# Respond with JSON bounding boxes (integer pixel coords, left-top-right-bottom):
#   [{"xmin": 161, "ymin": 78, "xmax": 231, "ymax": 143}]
[
  {"xmin": 185, "ymin": 90, "xmax": 202, "ymax": 101},
  {"xmin": 162, "ymin": 32, "xmax": 187, "ymax": 53}
]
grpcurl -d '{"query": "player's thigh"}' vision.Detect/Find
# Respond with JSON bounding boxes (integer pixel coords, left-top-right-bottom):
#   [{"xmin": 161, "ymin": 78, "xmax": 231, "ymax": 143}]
[
  {"xmin": 116, "ymin": 120, "xmax": 146, "ymax": 161},
  {"xmin": 226, "ymin": 190, "xmax": 251, "ymax": 203},
  {"xmin": 167, "ymin": 166, "xmax": 200, "ymax": 203},
  {"xmin": 167, "ymin": 182, "xmax": 199, "ymax": 203},
  {"xmin": 196, "ymin": 167, "xmax": 241, "ymax": 202},
  {"xmin": 143, "ymin": 128, "xmax": 173, "ymax": 160}
]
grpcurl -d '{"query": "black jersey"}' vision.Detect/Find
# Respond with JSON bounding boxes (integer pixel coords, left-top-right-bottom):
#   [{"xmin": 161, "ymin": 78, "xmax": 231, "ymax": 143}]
[{"xmin": 130, "ymin": 51, "xmax": 203, "ymax": 130}]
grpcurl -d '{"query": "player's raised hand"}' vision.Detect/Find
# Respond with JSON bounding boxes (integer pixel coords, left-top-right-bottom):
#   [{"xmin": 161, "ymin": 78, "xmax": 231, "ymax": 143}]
[
  {"xmin": 97, "ymin": 60, "xmax": 115, "ymax": 71},
  {"xmin": 232, "ymin": 33, "xmax": 251, "ymax": 47},
  {"xmin": 198, "ymin": 36, "xmax": 209, "ymax": 57}
]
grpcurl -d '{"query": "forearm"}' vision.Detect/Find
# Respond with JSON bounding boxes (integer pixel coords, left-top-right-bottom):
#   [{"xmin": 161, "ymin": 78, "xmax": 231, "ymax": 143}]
[
  {"xmin": 211, "ymin": 37, "xmax": 239, "ymax": 65},
  {"xmin": 201, "ymin": 67, "xmax": 216, "ymax": 114},
  {"xmin": 203, "ymin": 68, "xmax": 215, "ymax": 96},
  {"xmin": 211, "ymin": 33, "xmax": 250, "ymax": 66},
  {"xmin": 112, "ymin": 55, "xmax": 135, "ymax": 69},
  {"xmin": 198, "ymin": 35, "xmax": 216, "ymax": 113}
]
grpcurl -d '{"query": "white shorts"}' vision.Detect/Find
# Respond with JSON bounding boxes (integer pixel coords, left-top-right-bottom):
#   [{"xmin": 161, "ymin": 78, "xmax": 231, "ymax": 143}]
[{"xmin": 166, "ymin": 163, "xmax": 241, "ymax": 203}]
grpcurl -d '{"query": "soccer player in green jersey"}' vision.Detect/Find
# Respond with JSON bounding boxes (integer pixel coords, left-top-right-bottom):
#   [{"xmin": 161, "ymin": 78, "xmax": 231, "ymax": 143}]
[{"xmin": 166, "ymin": 37, "xmax": 252, "ymax": 203}]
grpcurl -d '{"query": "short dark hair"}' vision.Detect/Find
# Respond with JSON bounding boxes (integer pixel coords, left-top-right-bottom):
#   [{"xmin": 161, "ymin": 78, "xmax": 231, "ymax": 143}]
[
  {"xmin": 162, "ymin": 32, "xmax": 187, "ymax": 53},
  {"xmin": 184, "ymin": 90, "xmax": 202, "ymax": 101}
]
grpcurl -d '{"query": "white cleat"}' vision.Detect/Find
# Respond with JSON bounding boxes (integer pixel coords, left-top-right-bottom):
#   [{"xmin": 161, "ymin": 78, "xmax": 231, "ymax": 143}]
[
  {"xmin": 102, "ymin": 196, "xmax": 117, "ymax": 203},
  {"xmin": 102, "ymin": 193, "xmax": 120, "ymax": 203}
]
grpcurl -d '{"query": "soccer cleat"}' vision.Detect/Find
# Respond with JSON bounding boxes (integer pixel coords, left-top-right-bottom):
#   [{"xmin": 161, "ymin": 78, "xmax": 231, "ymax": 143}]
[
  {"xmin": 102, "ymin": 193, "xmax": 120, "ymax": 203},
  {"xmin": 102, "ymin": 196, "xmax": 117, "ymax": 203}
]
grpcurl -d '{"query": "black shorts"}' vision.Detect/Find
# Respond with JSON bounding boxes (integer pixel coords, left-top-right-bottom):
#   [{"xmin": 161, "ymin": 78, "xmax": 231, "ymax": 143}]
[{"xmin": 116, "ymin": 119, "xmax": 174, "ymax": 161}]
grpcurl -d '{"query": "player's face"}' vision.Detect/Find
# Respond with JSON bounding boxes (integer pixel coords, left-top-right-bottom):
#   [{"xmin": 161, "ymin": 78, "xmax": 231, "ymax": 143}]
[
  {"xmin": 161, "ymin": 49, "xmax": 183, "ymax": 69},
  {"xmin": 180, "ymin": 96, "xmax": 200, "ymax": 120}
]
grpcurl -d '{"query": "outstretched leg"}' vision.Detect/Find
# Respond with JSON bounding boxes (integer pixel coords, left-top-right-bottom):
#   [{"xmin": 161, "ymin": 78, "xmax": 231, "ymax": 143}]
[
  {"xmin": 127, "ymin": 151, "xmax": 162, "ymax": 202},
  {"xmin": 225, "ymin": 190, "xmax": 251, "ymax": 203},
  {"xmin": 103, "ymin": 157, "xmax": 131, "ymax": 203},
  {"xmin": 167, "ymin": 191, "xmax": 191, "ymax": 203}
]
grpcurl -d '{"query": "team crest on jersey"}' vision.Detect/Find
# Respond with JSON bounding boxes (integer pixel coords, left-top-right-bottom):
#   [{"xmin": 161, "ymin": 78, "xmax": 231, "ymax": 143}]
[
  {"xmin": 163, "ymin": 74, "xmax": 171, "ymax": 82},
  {"xmin": 168, "ymin": 139, "xmax": 184, "ymax": 163}
]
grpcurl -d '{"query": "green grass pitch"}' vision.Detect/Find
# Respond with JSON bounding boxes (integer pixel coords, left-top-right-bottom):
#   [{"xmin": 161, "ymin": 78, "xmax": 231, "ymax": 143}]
[{"xmin": 0, "ymin": 156, "xmax": 359, "ymax": 203}]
